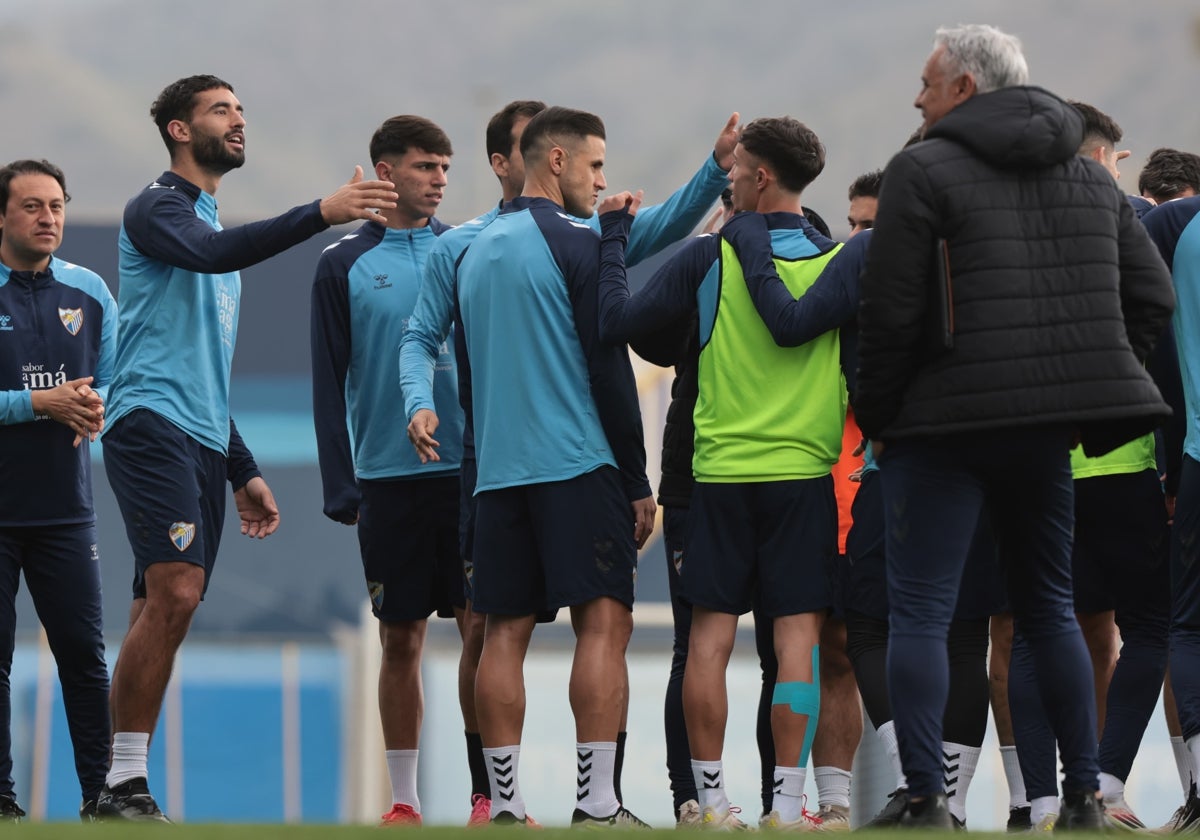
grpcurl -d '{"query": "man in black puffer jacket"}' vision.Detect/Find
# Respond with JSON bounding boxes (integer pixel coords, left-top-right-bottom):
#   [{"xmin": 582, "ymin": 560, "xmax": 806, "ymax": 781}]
[{"xmin": 855, "ymin": 23, "xmax": 1174, "ymax": 832}]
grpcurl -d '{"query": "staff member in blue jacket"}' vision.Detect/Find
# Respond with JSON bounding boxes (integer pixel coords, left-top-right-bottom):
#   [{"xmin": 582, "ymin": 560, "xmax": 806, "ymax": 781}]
[
  {"xmin": 0, "ymin": 158, "xmax": 116, "ymax": 822},
  {"xmin": 97, "ymin": 74, "xmax": 398, "ymax": 822}
]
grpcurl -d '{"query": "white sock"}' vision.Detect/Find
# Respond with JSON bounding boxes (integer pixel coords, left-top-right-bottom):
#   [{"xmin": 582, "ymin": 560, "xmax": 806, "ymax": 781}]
[
  {"xmin": 1187, "ymin": 734, "xmax": 1200, "ymax": 795},
  {"xmin": 876, "ymin": 721, "xmax": 907, "ymax": 789},
  {"xmin": 385, "ymin": 749, "xmax": 420, "ymax": 810},
  {"xmin": 1030, "ymin": 795, "xmax": 1059, "ymax": 826},
  {"xmin": 106, "ymin": 732, "xmax": 150, "ymax": 788},
  {"xmin": 692, "ymin": 759, "xmax": 729, "ymax": 813},
  {"xmin": 1098, "ymin": 771, "xmax": 1124, "ymax": 802},
  {"xmin": 576, "ymin": 742, "xmax": 619, "ymax": 819},
  {"xmin": 484, "ymin": 745, "xmax": 525, "ymax": 819},
  {"xmin": 814, "ymin": 765, "xmax": 851, "ymax": 809},
  {"xmin": 1171, "ymin": 736, "xmax": 1191, "ymax": 796},
  {"xmin": 1000, "ymin": 745, "xmax": 1028, "ymax": 808},
  {"xmin": 773, "ymin": 766, "xmax": 808, "ymax": 821},
  {"xmin": 942, "ymin": 742, "xmax": 980, "ymax": 824}
]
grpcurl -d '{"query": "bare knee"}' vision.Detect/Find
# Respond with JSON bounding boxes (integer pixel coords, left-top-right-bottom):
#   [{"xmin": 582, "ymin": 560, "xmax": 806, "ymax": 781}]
[
  {"xmin": 142, "ymin": 563, "xmax": 204, "ymax": 632},
  {"xmin": 380, "ymin": 620, "xmax": 427, "ymax": 667}
]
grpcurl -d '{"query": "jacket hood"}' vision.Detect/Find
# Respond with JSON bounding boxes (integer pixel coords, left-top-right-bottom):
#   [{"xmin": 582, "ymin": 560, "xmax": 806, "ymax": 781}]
[{"xmin": 926, "ymin": 86, "xmax": 1083, "ymax": 169}]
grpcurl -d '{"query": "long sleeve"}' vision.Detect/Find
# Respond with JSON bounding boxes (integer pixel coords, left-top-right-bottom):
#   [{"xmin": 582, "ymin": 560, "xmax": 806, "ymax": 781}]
[
  {"xmin": 226, "ymin": 417, "xmax": 262, "ymax": 491},
  {"xmin": 91, "ymin": 279, "xmax": 119, "ymax": 404},
  {"xmin": 0, "ymin": 390, "xmax": 34, "ymax": 425},
  {"xmin": 569, "ymin": 209, "xmax": 651, "ymax": 501},
  {"xmin": 125, "ymin": 190, "xmax": 328, "ymax": 275},
  {"xmin": 598, "ymin": 231, "xmax": 714, "ymax": 346},
  {"xmin": 1115, "ymin": 197, "xmax": 1175, "ymax": 363},
  {"xmin": 399, "ymin": 238, "xmax": 458, "ymax": 421},
  {"xmin": 855, "ymin": 152, "xmax": 938, "ymax": 439},
  {"xmin": 723, "ymin": 212, "xmax": 864, "ymax": 347},
  {"xmin": 624, "ymin": 154, "xmax": 730, "ymax": 266},
  {"xmin": 310, "ymin": 268, "xmax": 359, "ymax": 524}
]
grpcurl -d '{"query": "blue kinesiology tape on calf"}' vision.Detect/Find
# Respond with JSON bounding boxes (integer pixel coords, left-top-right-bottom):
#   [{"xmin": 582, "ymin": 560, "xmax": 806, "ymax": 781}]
[{"xmin": 771, "ymin": 646, "xmax": 821, "ymax": 766}]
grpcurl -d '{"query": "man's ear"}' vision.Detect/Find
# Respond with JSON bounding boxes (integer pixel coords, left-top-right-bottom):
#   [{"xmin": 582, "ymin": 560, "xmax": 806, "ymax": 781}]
[
  {"xmin": 375, "ymin": 160, "xmax": 391, "ymax": 181},
  {"xmin": 755, "ymin": 164, "xmax": 771, "ymax": 193},
  {"xmin": 1088, "ymin": 146, "xmax": 1107, "ymax": 166},
  {"xmin": 166, "ymin": 119, "xmax": 190, "ymax": 145},
  {"xmin": 548, "ymin": 146, "xmax": 566, "ymax": 175},
  {"xmin": 490, "ymin": 152, "xmax": 509, "ymax": 179},
  {"xmin": 954, "ymin": 72, "xmax": 977, "ymax": 104}
]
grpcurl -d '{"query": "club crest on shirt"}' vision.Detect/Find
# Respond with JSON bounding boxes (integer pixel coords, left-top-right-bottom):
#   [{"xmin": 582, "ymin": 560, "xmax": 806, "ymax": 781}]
[
  {"xmin": 58, "ymin": 307, "xmax": 83, "ymax": 336},
  {"xmin": 168, "ymin": 521, "xmax": 196, "ymax": 552}
]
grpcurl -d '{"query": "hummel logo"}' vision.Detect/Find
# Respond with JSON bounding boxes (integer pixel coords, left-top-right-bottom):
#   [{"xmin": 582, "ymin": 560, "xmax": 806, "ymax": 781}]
[
  {"xmin": 373, "ymin": 273, "xmax": 392, "ymax": 289},
  {"xmin": 773, "ymin": 777, "xmax": 784, "ymax": 793},
  {"xmin": 703, "ymin": 770, "xmax": 721, "ymax": 789},
  {"xmin": 0, "ymin": 315, "xmax": 11, "ymax": 331},
  {"xmin": 491, "ymin": 752, "xmax": 515, "ymax": 802}
]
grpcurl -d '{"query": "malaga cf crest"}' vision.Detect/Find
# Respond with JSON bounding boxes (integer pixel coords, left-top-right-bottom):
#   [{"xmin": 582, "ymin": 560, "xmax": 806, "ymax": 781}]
[
  {"xmin": 367, "ymin": 581, "xmax": 385, "ymax": 611},
  {"xmin": 58, "ymin": 307, "xmax": 83, "ymax": 336},
  {"xmin": 168, "ymin": 521, "xmax": 196, "ymax": 552}
]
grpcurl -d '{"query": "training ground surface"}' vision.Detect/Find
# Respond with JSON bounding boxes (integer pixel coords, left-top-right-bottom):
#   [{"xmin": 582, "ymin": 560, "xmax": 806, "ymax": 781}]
[{"xmin": 3, "ymin": 827, "xmax": 1114, "ymax": 838}]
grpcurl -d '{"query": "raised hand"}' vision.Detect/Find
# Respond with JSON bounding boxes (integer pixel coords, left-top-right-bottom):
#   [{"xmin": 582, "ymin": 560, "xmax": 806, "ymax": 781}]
[
  {"xmin": 599, "ymin": 190, "xmax": 644, "ymax": 217},
  {"xmin": 713, "ymin": 112, "xmax": 740, "ymax": 171},
  {"xmin": 319, "ymin": 166, "xmax": 398, "ymax": 225}
]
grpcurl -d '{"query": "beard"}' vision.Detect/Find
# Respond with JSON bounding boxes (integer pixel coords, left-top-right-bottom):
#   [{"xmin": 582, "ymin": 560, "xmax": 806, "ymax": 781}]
[{"xmin": 192, "ymin": 128, "xmax": 245, "ymax": 174}]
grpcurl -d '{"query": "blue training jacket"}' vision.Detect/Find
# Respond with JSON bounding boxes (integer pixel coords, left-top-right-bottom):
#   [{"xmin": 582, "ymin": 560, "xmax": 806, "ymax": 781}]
[
  {"xmin": 105, "ymin": 171, "xmax": 329, "ymax": 454},
  {"xmin": 399, "ymin": 152, "xmax": 731, "ymax": 460},
  {"xmin": 457, "ymin": 197, "xmax": 647, "ymax": 497},
  {"xmin": 0, "ymin": 256, "xmax": 117, "ymax": 525},
  {"xmin": 310, "ymin": 218, "xmax": 458, "ymax": 525}
]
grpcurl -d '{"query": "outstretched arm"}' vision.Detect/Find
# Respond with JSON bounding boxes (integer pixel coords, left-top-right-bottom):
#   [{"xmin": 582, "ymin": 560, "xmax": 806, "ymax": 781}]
[
  {"xmin": 723, "ymin": 212, "xmax": 864, "ymax": 347},
  {"xmin": 125, "ymin": 167, "xmax": 397, "ymax": 275},
  {"xmin": 622, "ymin": 112, "xmax": 738, "ymax": 266}
]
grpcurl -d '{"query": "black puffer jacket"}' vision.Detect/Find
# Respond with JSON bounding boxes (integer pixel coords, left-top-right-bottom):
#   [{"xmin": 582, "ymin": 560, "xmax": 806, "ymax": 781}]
[{"xmin": 856, "ymin": 86, "xmax": 1174, "ymax": 455}]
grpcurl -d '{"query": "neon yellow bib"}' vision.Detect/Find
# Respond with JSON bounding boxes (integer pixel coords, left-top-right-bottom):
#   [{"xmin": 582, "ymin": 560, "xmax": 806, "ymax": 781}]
[{"xmin": 693, "ymin": 238, "xmax": 846, "ymax": 482}]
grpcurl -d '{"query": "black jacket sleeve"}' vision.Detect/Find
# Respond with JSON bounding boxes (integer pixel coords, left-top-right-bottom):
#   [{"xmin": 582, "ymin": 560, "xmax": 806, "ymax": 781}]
[{"xmin": 855, "ymin": 152, "xmax": 939, "ymax": 439}]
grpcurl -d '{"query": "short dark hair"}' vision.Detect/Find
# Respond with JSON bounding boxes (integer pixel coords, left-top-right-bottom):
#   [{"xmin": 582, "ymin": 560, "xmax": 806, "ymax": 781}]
[
  {"xmin": 848, "ymin": 170, "xmax": 884, "ymax": 201},
  {"xmin": 150, "ymin": 75, "xmax": 235, "ymax": 154},
  {"xmin": 519, "ymin": 106, "xmax": 605, "ymax": 162},
  {"xmin": 486, "ymin": 100, "xmax": 546, "ymax": 160},
  {"xmin": 1069, "ymin": 101, "xmax": 1123, "ymax": 152},
  {"xmin": 1139, "ymin": 147, "xmax": 1200, "ymax": 204},
  {"xmin": 738, "ymin": 117, "xmax": 825, "ymax": 194},
  {"xmin": 0, "ymin": 159, "xmax": 70, "ymax": 212},
  {"xmin": 369, "ymin": 115, "xmax": 453, "ymax": 164},
  {"xmin": 802, "ymin": 206, "xmax": 831, "ymax": 239}
]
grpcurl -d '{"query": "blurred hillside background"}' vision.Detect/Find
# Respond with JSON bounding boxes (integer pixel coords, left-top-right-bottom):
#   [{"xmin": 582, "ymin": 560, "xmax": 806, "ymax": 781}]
[{"xmin": 2, "ymin": 0, "xmax": 1197, "ymax": 233}]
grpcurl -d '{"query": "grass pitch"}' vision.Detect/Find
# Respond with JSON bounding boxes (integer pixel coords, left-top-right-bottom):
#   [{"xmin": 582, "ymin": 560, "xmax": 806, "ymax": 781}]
[{"xmin": 2, "ymin": 825, "xmax": 1114, "ymax": 838}]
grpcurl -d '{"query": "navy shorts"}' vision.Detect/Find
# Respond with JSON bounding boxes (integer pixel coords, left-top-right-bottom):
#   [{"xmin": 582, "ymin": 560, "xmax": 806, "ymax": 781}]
[
  {"xmin": 683, "ymin": 476, "xmax": 836, "ymax": 618},
  {"xmin": 845, "ymin": 470, "xmax": 1005, "ymax": 621},
  {"xmin": 1072, "ymin": 468, "xmax": 1169, "ymax": 615},
  {"xmin": 459, "ymin": 455, "xmax": 478, "ymax": 600},
  {"xmin": 471, "ymin": 466, "xmax": 636, "ymax": 615},
  {"xmin": 358, "ymin": 475, "xmax": 464, "ymax": 622},
  {"xmin": 102, "ymin": 409, "xmax": 226, "ymax": 599}
]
